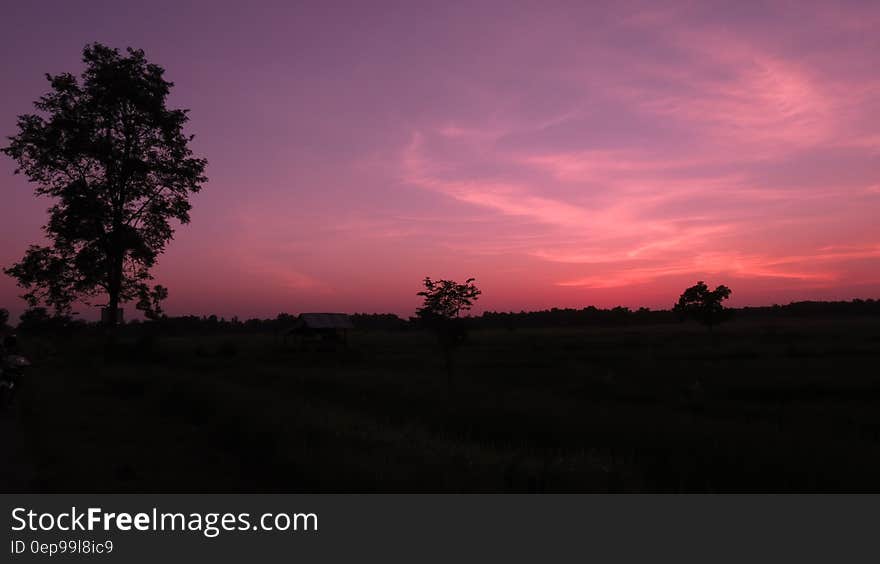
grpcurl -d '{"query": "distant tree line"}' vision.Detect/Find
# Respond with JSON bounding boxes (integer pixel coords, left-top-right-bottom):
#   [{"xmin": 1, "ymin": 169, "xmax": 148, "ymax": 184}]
[
  {"xmin": 4, "ymin": 299, "xmax": 878, "ymax": 336},
  {"xmin": 737, "ymin": 299, "xmax": 880, "ymax": 318},
  {"xmin": 470, "ymin": 299, "xmax": 880, "ymax": 328}
]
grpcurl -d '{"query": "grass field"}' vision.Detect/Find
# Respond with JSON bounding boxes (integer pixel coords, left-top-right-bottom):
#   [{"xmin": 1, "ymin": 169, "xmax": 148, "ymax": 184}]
[{"xmin": 6, "ymin": 315, "xmax": 880, "ymax": 492}]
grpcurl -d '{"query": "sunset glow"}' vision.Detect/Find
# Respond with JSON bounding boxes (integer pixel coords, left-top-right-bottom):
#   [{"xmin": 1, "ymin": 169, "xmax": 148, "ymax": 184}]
[{"xmin": 2, "ymin": 1, "xmax": 879, "ymax": 319}]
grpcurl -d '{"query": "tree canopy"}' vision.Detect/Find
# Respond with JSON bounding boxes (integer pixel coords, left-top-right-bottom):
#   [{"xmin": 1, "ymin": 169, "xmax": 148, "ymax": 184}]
[
  {"xmin": 2, "ymin": 43, "xmax": 207, "ymax": 323},
  {"xmin": 673, "ymin": 281, "xmax": 732, "ymax": 330},
  {"xmin": 416, "ymin": 277, "xmax": 481, "ymax": 322}
]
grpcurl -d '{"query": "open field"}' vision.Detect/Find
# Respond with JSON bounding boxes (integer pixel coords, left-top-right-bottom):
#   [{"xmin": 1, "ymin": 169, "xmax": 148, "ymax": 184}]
[{"xmin": 4, "ymin": 315, "xmax": 880, "ymax": 492}]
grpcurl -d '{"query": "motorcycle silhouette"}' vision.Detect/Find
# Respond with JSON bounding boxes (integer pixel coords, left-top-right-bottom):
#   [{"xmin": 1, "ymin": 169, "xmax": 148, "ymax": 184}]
[{"xmin": 0, "ymin": 335, "xmax": 31, "ymax": 410}]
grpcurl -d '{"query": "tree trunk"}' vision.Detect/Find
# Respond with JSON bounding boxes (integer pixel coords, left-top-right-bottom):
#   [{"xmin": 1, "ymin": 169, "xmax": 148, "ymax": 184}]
[
  {"xmin": 444, "ymin": 346, "xmax": 456, "ymax": 402},
  {"xmin": 105, "ymin": 250, "xmax": 124, "ymax": 328},
  {"xmin": 107, "ymin": 290, "xmax": 120, "ymax": 326},
  {"xmin": 707, "ymin": 321, "xmax": 719, "ymax": 347}
]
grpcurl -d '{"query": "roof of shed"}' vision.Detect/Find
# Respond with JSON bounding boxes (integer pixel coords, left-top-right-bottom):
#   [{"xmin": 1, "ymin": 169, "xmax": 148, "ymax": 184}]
[{"xmin": 298, "ymin": 313, "xmax": 354, "ymax": 329}]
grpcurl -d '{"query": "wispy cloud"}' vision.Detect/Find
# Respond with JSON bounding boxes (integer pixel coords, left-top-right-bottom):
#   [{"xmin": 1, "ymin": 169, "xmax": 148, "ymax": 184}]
[{"xmin": 395, "ymin": 15, "xmax": 880, "ymax": 304}]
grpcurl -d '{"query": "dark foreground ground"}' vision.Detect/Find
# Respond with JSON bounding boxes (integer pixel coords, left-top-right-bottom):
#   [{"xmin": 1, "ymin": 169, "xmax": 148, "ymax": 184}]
[{"xmin": 3, "ymin": 316, "xmax": 880, "ymax": 492}]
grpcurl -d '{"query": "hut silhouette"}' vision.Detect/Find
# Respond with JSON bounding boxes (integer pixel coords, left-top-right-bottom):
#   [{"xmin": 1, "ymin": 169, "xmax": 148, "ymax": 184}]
[{"xmin": 285, "ymin": 313, "xmax": 353, "ymax": 348}]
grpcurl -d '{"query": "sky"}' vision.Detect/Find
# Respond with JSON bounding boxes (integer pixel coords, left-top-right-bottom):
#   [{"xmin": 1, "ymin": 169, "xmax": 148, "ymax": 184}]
[{"xmin": 1, "ymin": 0, "xmax": 879, "ymax": 320}]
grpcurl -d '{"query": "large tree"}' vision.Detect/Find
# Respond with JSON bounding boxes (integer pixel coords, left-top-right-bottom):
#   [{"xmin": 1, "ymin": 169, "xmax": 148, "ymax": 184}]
[{"xmin": 3, "ymin": 43, "xmax": 207, "ymax": 324}]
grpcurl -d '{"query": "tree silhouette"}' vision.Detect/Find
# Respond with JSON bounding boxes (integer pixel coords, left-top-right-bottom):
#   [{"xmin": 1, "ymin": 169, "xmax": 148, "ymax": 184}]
[
  {"xmin": 416, "ymin": 277, "xmax": 481, "ymax": 321},
  {"xmin": 416, "ymin": 277, "xmax": 481, "ymax": 399},
  {"xmin": 2, "ymin": 43, "xmax": 207, "ymax": 325},
  {"xmin": 0, "ymin": 308, "xmax": 8, "ymax": 330},
  {"xmin": 673, "ymin": 281, "xmax": 732, "ymax": 332}
]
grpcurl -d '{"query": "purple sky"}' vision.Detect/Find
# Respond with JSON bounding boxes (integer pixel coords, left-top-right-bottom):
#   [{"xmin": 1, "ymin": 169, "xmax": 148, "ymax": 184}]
[{"xmin": 2, "ymin": 1, "xmax": 879, "ymax": 320}]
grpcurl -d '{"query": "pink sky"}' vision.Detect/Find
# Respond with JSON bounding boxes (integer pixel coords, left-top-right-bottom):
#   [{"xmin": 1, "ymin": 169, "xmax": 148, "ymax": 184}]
[{"xmin": 1, "ymin": 1, "xmax": 879, "ymax": 320}]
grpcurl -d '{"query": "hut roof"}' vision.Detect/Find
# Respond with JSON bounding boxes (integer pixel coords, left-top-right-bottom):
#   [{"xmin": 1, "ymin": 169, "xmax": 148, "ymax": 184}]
[{"xmin": 297, "ymin": 313, "xmax": 354, "ymax": 330}]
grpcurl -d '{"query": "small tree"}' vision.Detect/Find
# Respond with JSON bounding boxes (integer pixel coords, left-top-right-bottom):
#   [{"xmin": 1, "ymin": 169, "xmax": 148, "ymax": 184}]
[
  {"xmin": 673, "ymin": 281, "xmax": 732, "ymax": 332},
  {"xmin": 416, "ymin": 277, "xmax": 481, "ymax": 398},
  {"xmin": 2, "ymin": 43, "xmax": 207, "ymax": 325},
  {"xmin": 417, "ymin": 277, "xmax": 481, "ymax": 321}
]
